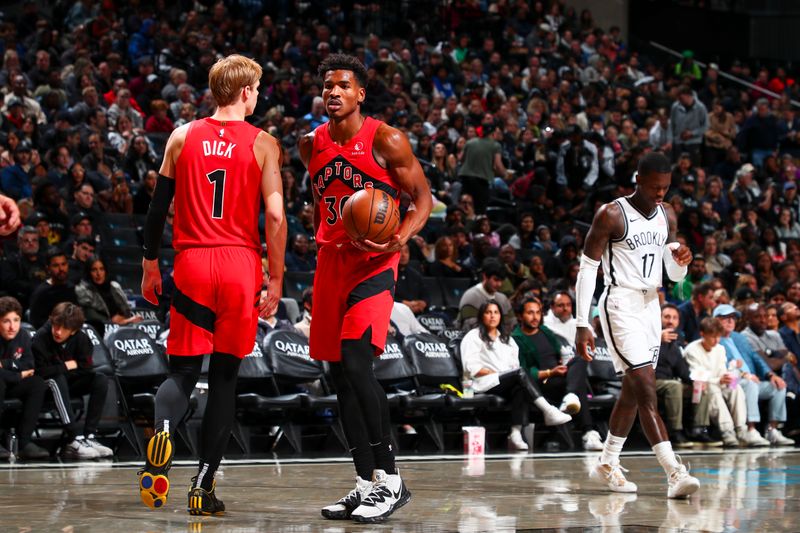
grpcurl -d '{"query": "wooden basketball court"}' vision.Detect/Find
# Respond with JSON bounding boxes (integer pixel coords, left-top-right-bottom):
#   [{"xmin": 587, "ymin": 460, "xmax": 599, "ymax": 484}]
[{"xmin": 1, "ymin": 448, "xmax": 798, "ymax": 531}]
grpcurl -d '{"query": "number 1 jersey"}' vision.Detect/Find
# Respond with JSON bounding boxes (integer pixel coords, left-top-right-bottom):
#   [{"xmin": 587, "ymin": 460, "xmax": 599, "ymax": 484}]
[{"xmin": 173, "ymin": 118, "xmax": 263, "ymax": 252}]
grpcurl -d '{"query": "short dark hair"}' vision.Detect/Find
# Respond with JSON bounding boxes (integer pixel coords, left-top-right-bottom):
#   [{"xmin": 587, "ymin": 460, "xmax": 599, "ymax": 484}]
[
  {"xmin": 75, "ymin": 235, "xmax": 94, "ymax": 247},
  {"xmin": 480, "ymin": 258, "xmax": 506, "ymax": 280},
  {"xmin": 45, "ymin": 247, "xmax": 68, "ymax": 266},
  {"xmin": 637, "ymin": 152, "xmax": 671, "ymax": 177},
  {"xmin": 318, "ymin": 53, "xmax": 368, "ymax": 87},
  {"xmin": 302, "ymin": 287, "xmax": 313, "ymax": 308},
  {"xmin": 0, "ymin": 296, "xmax": 23, "ymax": 319},
  {"xmin": 516, "ymin": 297, "xmax": 542, "ymax": 315},
  {"xmin": 50, "ymin": 302, "xmax": 85, "ymax": 331},
  {"xmin": 678, "ymin": 85, "xmax": 693, "ymax": 96},
  {"xmin": 661, "ymin": 303, "xmax": 679, "ymax": 314},
  {"xmin": 692, "ymin": 281, "xmax": 714, "ymax": 300}
]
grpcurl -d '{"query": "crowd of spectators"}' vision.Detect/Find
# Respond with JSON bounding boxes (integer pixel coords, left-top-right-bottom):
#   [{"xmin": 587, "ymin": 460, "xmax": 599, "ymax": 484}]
[{"xmin": 2, "ymin": 0, "xmax": 800, "ymax": 455}]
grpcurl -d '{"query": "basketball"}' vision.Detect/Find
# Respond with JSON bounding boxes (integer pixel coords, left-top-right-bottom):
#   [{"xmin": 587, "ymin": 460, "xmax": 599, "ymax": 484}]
[{"xmin": 342, "ymin": 188, "xmax": 400, "ymax": 244}]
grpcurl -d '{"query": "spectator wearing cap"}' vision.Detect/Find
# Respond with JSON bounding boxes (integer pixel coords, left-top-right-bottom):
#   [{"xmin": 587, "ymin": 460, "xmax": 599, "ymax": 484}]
[
  {"xmin": 730, "ymin": 163, "xmax": 762, "ymax": 207},
  {"xmin": 672, "ymin": 254, "xmax": 710, "ymax": 303},
  {"xmin": 0, "ymin": 226, "xmax": 47, "ymax": 308},
  {"xmin": 669, "ymin": 86, "xmax": 708, "ymax": 166},
  {"xmin": 556, "ymin": 125, "xmax": 599, "ymax": 192},
  {"xmin": 457, "ymin": 258, "xmax": 515, "ymax": 331},
  {"xmin": 0, "ymin": 142, "xmax": 34, "ymax": 200},
  {"xmin": 457, "ymin": 121, "xmax": 506, "ymax": 214},
  {"xmin": 411, "ymin": 37, "xmax": 431, "ymax": 69},
  {"xmin": 62, "ymin": 212, "xmax": 100, "ymax": 253},
  {"xmin": 675, "ymin": 50, "xmax": 702, "ymax": 80},
  {"xmin": 714, "ymin": 303, "xmax": 795, "ymax": 446},
  {"xmin": 543, "ymin": 291, "xmax": 578, "ymax": 349},
  {"xmin": 739, "ymin": 98, "xmax": 780, "ymax": 168},
  {"xmin": 3, "ymin": 74, "xmax": 47, "ymax": 124},
  {"xmin": 743, "ymin": 304, "xmax": 800, "ymax": 395}
]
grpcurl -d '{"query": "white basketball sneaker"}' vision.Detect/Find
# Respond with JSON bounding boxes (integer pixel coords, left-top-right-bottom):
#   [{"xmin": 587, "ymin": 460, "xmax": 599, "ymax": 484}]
[
  {"xmin": 589, "ymin": 460, "xmax": 638, "ymax": 493},
  {"xmin": 320, "ymin": 476, "xmax": 373, "ymax": 520},
  {"xmin": 667, "ymin": 457, "xmax": 700, "ymax": 499},
  {"xmin": 351, "ymin": 469, "xmax": 411, "ymax": 523}
]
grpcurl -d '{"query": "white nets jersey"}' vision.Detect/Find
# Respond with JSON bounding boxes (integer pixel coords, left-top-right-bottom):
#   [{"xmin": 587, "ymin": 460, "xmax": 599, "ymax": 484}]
[{"xmin": 601, "ymin": 196, "xmax": 669, "ymax": 292}]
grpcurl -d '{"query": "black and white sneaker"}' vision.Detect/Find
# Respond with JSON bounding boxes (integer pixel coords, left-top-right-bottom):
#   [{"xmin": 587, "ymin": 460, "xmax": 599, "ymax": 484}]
[
  {"xmin": 321, "ymin": 476, "xmax": 372, "ymax": 519},
  {"xmin": 351, "ymin": 469, "xmax": 411, "ymax": 523}
]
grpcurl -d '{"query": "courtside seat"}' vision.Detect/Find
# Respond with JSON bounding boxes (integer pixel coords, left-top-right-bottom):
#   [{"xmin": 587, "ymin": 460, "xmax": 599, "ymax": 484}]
[
  {"xmin": 416, "ymin": 313, "xmax": 451, "ymax": 335},
  {"xmin": 421, "ymin": 277, "xmax": 446, "ymax": 309},
  {"xmin": 440, "ymin": 278, "xmax": 472, "ymax": 310}
]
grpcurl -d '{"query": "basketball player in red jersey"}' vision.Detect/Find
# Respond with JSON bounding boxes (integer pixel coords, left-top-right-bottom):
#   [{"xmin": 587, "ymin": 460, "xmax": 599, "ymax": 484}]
[
  {"xmin": 298, "ymin": 54, "xmax": 432, "ymax": 523},
  {"xmin": 137, "ymin": 55, "xmax": 286, "ymax": 515}
]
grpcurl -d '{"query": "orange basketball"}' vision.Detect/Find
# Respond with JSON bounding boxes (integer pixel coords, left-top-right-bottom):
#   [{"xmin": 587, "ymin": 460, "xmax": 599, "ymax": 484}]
[{"xmin": 342, "ymin": 188, "xmax": 400, "ymax": 244}]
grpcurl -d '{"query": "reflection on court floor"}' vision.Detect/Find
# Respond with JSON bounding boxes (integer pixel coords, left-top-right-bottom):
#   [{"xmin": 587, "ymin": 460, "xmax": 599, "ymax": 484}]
[{"xmin": 0, "ymin": 449, "xmax": 797, "ymax": 532}]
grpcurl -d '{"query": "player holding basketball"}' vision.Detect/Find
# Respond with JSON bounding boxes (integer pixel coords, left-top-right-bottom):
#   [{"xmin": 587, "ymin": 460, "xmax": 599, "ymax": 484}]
[
  {"xmin": 575, "ymin": 152, "xmax": 700, "ymax": 499},
  {"xmin": 138, "ymin": 55, "xmax": 286, "ymax": 515},
  {"xmin": 298, "ymin": 54, "xmax": 432, "ymax": 523}
]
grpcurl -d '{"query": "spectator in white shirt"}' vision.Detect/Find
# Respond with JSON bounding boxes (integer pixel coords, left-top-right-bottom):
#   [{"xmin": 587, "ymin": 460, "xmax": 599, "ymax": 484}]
[
  {"xmin": 460, "ymin": 301, "xmax": 570, "ymax": 450},
  {"xmin": 543, "ymin": 291, "xmax": 577, "ymax": 347}
]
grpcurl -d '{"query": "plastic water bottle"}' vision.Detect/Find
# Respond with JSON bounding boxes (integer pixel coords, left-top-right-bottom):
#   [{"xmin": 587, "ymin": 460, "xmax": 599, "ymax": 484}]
[
  {"xmin": 727, "ymin": 360, "xmax": 739, "ymax": 389},
  {"xmin": 7, "ymin": 428, "xmax": 17, "ymax": 460},
  {"xmin": 462, "ymin": 378, "xmax": 474, "ymax": 398}
]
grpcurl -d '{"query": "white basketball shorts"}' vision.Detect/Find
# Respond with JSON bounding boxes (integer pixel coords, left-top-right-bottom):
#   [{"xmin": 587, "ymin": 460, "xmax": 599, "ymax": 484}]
[{"xmin": 597, "ymin": 285, "xmax": 661, "ymax": 374}]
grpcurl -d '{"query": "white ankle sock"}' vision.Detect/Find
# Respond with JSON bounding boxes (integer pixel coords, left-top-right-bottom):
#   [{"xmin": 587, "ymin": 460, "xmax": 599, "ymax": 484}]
[
  {"xmin": 600, "ymin": 432, "xmax": 626, "ymax": 466},
  {"xmin": 510, "ymin": 425, "xmax": 522, "ymax": 435},
  {"xmin": 533, "ymin": 397, "xmax": 553, "ymax": 412},
  {"xmin": 653, "ymin": 440, "xmax": 680, "ymax": 474}
]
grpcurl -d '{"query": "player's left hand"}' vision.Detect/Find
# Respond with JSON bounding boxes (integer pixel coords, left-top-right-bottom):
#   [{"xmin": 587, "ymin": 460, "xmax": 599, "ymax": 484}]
[
  {"xmin": 259, "ymin": 276, "xmax": 282, "ymax": 319},
  {"xmin": 141, "ymin": 259, "xmax": 162, "ymax": 306},
  {"xmin": 353, "ymin": 233, "xmax": 404, "ymax": 254},
  {"xmin": 771, "ymin": 374, "xmax": 786, "ymax": 390},
  {"xmin": 671, "ymin": 244, "xmax": 692, "ymax": 267},
  {"xmin": 0, "ymin": 194, "xmax": 21, "ymax": 236}
]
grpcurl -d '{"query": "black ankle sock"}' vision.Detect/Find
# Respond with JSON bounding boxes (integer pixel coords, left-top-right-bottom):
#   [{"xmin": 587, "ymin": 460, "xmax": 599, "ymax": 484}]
[
  {"xmin": 195, "ymin": 461, "xmax": 216, "ymax": 492},
  {"xmin": 371, "ymin": 440, "xmax": 396, "ymax": 475},
  {"xmin": 351, "ymin": 446, "xmax": 375, "ymax": 480}
]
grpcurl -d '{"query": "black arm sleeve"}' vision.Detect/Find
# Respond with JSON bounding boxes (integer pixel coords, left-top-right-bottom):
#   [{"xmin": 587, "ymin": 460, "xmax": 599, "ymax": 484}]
[{"xmin": 142, "ymin": 174, "xmax": 176, "ymax": 260}]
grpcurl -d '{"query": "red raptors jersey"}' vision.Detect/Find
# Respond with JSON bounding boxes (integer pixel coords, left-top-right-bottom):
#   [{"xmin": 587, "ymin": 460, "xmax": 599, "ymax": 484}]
[
  {"xmin": 309, "ymin": 117, "xmax": 400, "ymax": 246},
  {"xmin": 173, "ymin": 118, "xmax": 263, "ymax": 252}
]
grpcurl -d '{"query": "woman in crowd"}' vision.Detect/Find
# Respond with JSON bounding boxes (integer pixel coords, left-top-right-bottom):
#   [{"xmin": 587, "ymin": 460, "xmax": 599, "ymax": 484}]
[
  {"xmin": 428, "ymin": 236, "xmax": 471, "ymax": 278},
  {"xmin": 776, "ymin": 206, "xmax": 800, "ymax": 240},
  {"xmin": 75, "ymin": 256, "xmax": 141, "ymax": 333},
  {"xmin": 460, "ymin": 301, "xmax": 570, "ymax": 450}
]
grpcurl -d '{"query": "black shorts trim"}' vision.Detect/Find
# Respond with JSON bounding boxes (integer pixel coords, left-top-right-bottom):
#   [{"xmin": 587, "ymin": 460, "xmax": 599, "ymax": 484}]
[
  {"xmin": 346, "ymin": 268, "xmax": 395, "ymax": 309},
  {"xmin": 173, "ymin": 287, "xmax": 216, "ymax": 333}
]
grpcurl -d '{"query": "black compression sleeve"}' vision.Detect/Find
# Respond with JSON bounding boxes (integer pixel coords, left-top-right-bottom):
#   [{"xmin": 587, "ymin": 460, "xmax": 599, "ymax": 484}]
[{"xmin": 142, "ymin": 174, "xmax": 176, "ymax": 260}]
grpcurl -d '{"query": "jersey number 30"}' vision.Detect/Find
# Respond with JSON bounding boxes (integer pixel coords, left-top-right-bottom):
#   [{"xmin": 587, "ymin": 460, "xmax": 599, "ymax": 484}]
[
  {"xmin": 324, "ymin": 195, "xmax": 351, "ymax": 224},
  {"xmin": 206, "ymin": 169, "xmax": 226, "ymax": 219}
]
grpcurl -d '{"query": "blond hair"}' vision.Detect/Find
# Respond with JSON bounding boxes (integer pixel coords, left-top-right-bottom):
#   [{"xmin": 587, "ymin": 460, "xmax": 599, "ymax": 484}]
[{"xmin": 208, "ymin": 55, "xmax": 262, "ymax": 107}]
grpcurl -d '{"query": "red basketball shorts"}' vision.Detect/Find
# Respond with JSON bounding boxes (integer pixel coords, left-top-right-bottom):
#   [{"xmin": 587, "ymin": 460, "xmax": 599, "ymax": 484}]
[
  {"xmin": 309, "ymin": 243, "xmax": 399, "ymax": 361},
  {"xmin": 168, "ymin": 246, "xmax": 262, "ymax": 358}
]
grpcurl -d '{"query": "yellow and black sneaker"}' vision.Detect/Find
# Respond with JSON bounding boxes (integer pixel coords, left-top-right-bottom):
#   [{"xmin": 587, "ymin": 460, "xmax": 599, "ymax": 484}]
[
  {"xmin": 187, "ymin": 477, "xmax": 226, "ymax": 516},
  {"xmin": 138, "ymin": 431, "xmax": 174, "ymax": 510}
]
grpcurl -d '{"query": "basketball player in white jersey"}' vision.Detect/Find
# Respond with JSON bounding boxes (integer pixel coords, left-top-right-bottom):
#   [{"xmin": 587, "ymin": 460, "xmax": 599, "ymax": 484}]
[{"xmin": 575, "ymin": 152, "xmax": 700, "ymax": 499}]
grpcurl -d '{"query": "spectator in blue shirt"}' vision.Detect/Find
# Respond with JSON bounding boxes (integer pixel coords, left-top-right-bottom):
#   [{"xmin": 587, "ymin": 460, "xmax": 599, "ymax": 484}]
[
  {"xmin": 1, "ymin": 143, "xmax": 34, "ymax": 200},
  {"xmin": 302, "ymin": 96, "xmax": 328, "ymax": 130},
  {"xmin": 714, "ymin": 304, "xmax": 794, "ymax": 446}
]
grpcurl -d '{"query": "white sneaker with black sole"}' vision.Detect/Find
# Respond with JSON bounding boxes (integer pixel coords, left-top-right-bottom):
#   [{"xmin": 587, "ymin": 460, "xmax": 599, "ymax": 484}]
[
  {"xmin": 321, "ymin": 476, "xmax": 373, "ymax": 520},
  {"xmin": 61, "ymin": 437, "xmax": 99, "ymax": 459},
  {"xmin": 351, "ymin": 469, "xmax": 411, "ymax": 523},
  {"xmin": 84, "ymin": 435, "xmax": 113, "ymax": 458}
]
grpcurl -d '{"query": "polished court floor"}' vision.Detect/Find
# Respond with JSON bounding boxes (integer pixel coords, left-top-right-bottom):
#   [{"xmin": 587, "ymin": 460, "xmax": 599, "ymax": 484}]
[{"xmin": 2, "ymin": 448, "xmax": 799, "ymax": 532}]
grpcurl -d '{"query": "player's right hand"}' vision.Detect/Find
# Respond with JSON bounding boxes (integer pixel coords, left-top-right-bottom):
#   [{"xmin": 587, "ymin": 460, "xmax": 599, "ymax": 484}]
[
  {"xmin": 0, "ymin": 194, "xmax": 20, "ymax": 236},
  {"xmin": 259, "ymin": 276, "xmax": 282, "ymax": 319},
  {"xmin": 141, "ymin": 258, "xmax": 162, "ymax": 306},
  {"xmin": 576, "ymin": 326, "xmax": 595, "ymax": 362}
]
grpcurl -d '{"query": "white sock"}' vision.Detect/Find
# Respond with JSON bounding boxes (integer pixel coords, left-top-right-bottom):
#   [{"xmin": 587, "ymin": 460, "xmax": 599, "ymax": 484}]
[
  {"xmin": 653, "ymin": 440, "xmax": 680, "ymax": 474},
  {"xmin": 600, "ymin": 432, "xmax": 626, "ymax": 466},
  {"xmin": 510, "ymin": 425, "xmax": 522, "ymax": 435},
  {"xmin": 533, "ymin": 397, "xmax": 554, "ymax": 412}
]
